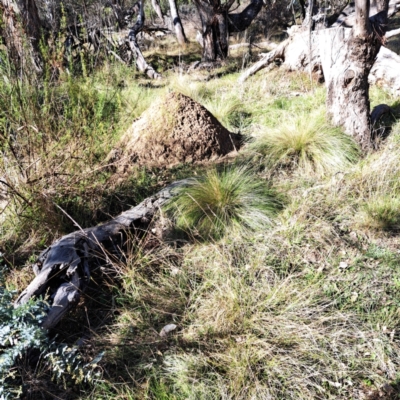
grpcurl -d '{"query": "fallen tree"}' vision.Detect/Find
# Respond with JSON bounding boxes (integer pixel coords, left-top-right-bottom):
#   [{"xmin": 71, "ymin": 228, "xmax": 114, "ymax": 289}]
[
  {"xmin": 239, "ymin": 28, "xmax": 400, "ymax": 97},
  {"xmin": 15, "ymin": 180, "xmax": 190, "ymax": 329},
  {"xmin": 128, "ymin": 0, "xmax": 162, "ymax": 79},
  {"xmin": 239, "ymin": 0, "xmax": 400, "ymax": 148}
]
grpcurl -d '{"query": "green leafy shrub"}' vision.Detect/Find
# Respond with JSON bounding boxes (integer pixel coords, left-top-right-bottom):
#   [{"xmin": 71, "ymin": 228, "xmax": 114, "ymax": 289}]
[
  {"xmin": 0, "ymin": 266, "xmax": 102, "ymax": 398},
  {"xmin": 0, "ymin": 268, "xmax": 48, "ymax": 399},
  {"xmin": 166, "ymin": 166, "xmax": 282, "ymax": 240}
]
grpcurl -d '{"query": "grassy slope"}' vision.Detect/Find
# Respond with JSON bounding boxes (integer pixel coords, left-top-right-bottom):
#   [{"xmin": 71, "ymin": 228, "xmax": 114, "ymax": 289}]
[{"xmin": 3, "ymin": 43, "xmax": 400, "ymax": 399}]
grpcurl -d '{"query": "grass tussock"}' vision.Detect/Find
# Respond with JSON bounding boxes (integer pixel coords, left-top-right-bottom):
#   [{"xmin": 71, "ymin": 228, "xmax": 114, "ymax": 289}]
[
  {"xmin": 361, "ymin": 195, "xmax": 400, "ymax": 231},
  {"xmin": 166, "ymin": 166, "xmax": 282, "ymax": 240},
  {"xmin": 251, "ymin": 111, "xmax": 360, "ymax": 175}
]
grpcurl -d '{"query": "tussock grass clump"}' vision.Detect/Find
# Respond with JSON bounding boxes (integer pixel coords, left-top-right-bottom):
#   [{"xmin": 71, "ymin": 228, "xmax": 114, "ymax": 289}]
[
  {"xmin": 251, "ymin": 112, "xmax": 360, "ymax": 175},
  {"xmin": 361, "ymin": 195, "xmax": 400, "ymax": 231},
  {"xmin": 167, "ymin": 167, "xmax": 281, "ymax": 240}
]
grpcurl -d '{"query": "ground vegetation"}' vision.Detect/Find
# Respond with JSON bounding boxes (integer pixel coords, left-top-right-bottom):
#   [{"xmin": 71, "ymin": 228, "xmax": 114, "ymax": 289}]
[{"xmin": 1, "ymin": 1, "xmax": 400, "ymax": 399}]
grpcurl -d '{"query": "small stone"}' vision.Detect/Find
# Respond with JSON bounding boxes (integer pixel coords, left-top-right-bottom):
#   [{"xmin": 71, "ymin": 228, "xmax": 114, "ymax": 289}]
[
  {"xmin": 160, "ymin": 324, "xmax": 177, "ymax": 337},
  {"xmin": 350, "ymin": 292, "xmax": 358, "ymax": 302},
  {"xmin": 349, "ymin": 231, "xmax": 357, "ymax": 240}
]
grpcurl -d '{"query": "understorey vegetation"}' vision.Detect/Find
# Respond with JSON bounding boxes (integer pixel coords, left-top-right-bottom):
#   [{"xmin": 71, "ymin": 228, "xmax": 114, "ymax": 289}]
[{"xmin": 1, "ymin": 1, "xmax": 400, "ymax": 398}]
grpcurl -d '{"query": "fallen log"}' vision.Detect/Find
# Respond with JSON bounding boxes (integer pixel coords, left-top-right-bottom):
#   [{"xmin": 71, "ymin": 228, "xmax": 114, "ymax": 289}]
[
  {"xmin": 238, "ymin": 27, "xmax": 321, "ymax": 84},
  {"xmin": 15, "ymin": 180, "xmax": 189, "ymax": 329},
  {"xmin": 239, "ymin": 26, "xmax": 400, "ymax": 97},
  {"xmin": 128, "ymin": 0, "xmax": 161, "ymax": 79}
]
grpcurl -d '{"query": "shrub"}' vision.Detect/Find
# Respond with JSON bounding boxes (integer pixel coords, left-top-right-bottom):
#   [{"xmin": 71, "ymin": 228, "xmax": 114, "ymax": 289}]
[
  {"xmin": 0, "ymin": 265, "xmax": 102, "ymax": 398},
  {"xmin": 166, "ymin": 166, "xmax": 282, "ymax": 240},
  {"xmin": 251, "ymin": 112, "xmax": 360, "ymax": 175},
  {"xmin": 0, "ymin": 267, "xmax": 48, "ymax": 399}
]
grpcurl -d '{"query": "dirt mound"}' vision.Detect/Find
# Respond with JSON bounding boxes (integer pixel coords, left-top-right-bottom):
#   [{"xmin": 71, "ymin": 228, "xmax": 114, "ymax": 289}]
[{"xmin": 109, "ymin": 92, "xmax": 241, "ymax": 169}]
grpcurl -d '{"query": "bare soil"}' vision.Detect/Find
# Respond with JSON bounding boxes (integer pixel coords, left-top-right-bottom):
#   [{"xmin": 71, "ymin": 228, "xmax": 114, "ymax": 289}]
[{"xmin": 109, "ymin": 92, "xmax": 241, "ymax": 170}]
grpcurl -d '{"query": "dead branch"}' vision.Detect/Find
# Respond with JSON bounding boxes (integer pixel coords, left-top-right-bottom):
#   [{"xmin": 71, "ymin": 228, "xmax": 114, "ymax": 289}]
[{"xmin": 15, "ymin": 180, "xmax": 190, "ymax": 329}]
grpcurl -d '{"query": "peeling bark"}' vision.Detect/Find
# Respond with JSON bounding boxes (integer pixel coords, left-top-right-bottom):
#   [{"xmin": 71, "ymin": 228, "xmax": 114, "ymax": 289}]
[{"xmin": 319, "ymin": 27, "xmax": 381, "ymax": 149}]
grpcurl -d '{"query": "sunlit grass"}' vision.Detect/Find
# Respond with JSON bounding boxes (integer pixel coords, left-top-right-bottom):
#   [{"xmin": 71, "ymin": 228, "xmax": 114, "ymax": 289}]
[
  {"xmin": 250, "ymin": 111, "xmax": 360, "ymax": 175},
  {"xmin": 166, "ymin": 166, "xmax": 281, "ymax": 240}
]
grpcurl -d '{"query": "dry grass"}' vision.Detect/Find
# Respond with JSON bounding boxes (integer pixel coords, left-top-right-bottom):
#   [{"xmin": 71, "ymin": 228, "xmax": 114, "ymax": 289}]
[
  {"xmin": 3, "ymin": 45, "xmax": 400, "ymax": 400},
  {"xmin": 250, "ymin": 111, "xmax": 360, "ymax": 175}
]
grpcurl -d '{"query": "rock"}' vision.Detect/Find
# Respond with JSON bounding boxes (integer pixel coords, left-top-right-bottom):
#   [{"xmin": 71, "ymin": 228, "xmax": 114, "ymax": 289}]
[{"xmin": 159, "ymin": 323, "xmax": 177, "ymax": 337}]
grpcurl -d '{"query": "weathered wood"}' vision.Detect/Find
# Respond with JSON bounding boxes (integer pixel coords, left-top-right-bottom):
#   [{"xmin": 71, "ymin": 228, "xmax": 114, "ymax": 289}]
[
  {"xmin": 15, "ymin": 180, "xmax": 190, "ymax": 329},
  {"xmin": 168, "ymin": 0, "xmax": 188, "ymax": 46},
  {"xmin": 128, "ymin": 0, "xmax": 162, "ymax": 79},
  {"xmin": 239, "ymin": 28, "xmax": 400, "ymax": 97},
  {"xmin": 370, "ymin": 46, "xmax": 400, "ymax": 96},
  {"xmin": 238, "ymin": 27, "xmax": 321, "ymax": 84},
  {"xmin": 238, "ymin": 40, "xmax": 289, "ymax": 83},
  {"xmin": 151, "ymin": 0, "xmax": 164, "ymax": 22},
  {"xmin": 386, "ymin": 27, "xmax": 400, "ymax": 37},
  {"xmin": 319, "ymin": 25, "xmax": 382, "ymax": 149}
]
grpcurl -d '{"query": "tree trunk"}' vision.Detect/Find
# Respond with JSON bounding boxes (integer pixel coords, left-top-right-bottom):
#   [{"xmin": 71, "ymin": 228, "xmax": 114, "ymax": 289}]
[
  {"xmin": 168, "ymin": 0, "xmax": 188, "ymax": 46},
  {"xmin": 151, "ymin": 0, "xmax": 164, "ymax": 22},
  {"xmin": 227, "ymin": 0, "xmax": 264, "ymax": 32},
  {"xmin": 0, "ymin": 0, "xmax": 42, "ymax": 72},
  {"xmin": 194, "ymin": 0, "xmax": 264, "ymax": 62},
  {"xmin": 194, "ymin": 0, "xmax": 229, "ymax": 61},
  {"xmin": 319, "ymin": 27, "xmax": 381, "ymax": 149},
  {"xmin": 320, "ymin": 0, "xmax": 388, "ymax": 149},
  {"xmin": 15, "ymin": 180, "xmax": 190, "ymax": 329},
  {"xmin": 239, "ymin": 27, "xmax": 399, "ymax": 95},
  {"xmin": 128, "ymin": 0, "xmax": 161, "ymax": 79}
]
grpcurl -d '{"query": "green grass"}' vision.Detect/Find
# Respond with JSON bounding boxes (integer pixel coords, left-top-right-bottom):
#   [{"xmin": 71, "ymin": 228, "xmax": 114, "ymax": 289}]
[
  {"xmin": 361, "ymin": 195, "xmax": 400, "ymax": 231},
  {"xmin": 250, "ymin": 111, "xmax": 360, "ymax": 175},
  {"xmin": 4, "ymin": 42, "xmax": 400, "ymax": 400},
  {"xmin": 166, "ymin": 166, "xmax": 282, "ymax": 240}
]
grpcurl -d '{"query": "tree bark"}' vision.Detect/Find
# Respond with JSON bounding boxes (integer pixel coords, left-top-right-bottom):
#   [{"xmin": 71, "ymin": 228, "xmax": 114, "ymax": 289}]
[
  {"xmin": 194, "ymin": 0, "xmax": 229, "ymax": 61},
  {"xmin": 15, "ymin": 180, "xmax": 190, "ymax": 330},
  {"xmin": 194, "ymin": 0, "xmax": 264, "ymax": 62},
  {"xmin": 168, "ymin": 0, "xmax": 188, "ymax": 46},
  {"xmin": 227, "ymin": 0, "xmax": 264, "ymax": 32},
  {"xmin": 239, "ymin": 27, "xmax": 400, "ymax": 95},
  {"xmin": 320, "ymin": 0, "xmax": 388, "ymax": 149},
  {"xmin": 151, "ymin": 0, "xmax": 164, "ymax": 22},
  {"xmin": 319, "ymin": 26, "xmax": 381, "ymax": 150},
  {"xmin": 0, "ymin": 0, "xmax": 42, "ymax": 72},
  {"xmin": 128, "ymin": 0, "xmax": 161, "ymax": 79}
]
